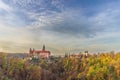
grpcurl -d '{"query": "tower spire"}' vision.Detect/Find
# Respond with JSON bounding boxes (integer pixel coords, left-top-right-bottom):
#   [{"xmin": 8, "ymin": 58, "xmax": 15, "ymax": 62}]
[{"xmin": 42, "ymin": 45, "xmax": 45, "ymax": 51}]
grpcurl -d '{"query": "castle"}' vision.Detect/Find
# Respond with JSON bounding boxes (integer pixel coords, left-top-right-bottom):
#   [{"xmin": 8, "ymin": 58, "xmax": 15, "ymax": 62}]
[{"xmin": 29, "ymin": 45, "xmax": 51, "ymax": 58}]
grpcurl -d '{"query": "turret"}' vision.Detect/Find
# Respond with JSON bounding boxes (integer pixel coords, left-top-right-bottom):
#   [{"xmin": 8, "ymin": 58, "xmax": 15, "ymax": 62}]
[
  {"xmin": 42, "ymin": 45, "xmax": 45, "ymax": 51},
  {"xmin": 29, "ymin": 48, "xmax": 32, "ymax": 54}
]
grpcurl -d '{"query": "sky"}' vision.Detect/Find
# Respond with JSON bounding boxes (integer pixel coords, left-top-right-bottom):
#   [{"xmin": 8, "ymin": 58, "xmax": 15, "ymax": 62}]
[{"xmin": 0, "ymin": 0, "xmax": 120, "ymax": 54}]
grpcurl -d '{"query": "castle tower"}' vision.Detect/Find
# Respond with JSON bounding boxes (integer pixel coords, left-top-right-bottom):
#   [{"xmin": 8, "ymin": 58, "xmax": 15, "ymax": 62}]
[
  {"xmin": 29, "ymin": 48, "xmax": 32, "ymax": 54},
  {"xmin": 42, "ymin": 45, "xmax": 45, "ymax": 51}
]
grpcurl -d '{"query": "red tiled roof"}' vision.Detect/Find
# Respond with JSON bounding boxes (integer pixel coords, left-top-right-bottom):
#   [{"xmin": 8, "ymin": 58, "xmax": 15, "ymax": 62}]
[{"xmin": 34, "ymin": 50, "xmax": 50, "ymax": 54}]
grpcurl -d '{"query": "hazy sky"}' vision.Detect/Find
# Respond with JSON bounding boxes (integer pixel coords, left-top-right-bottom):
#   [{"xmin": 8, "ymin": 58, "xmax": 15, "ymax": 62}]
[{"xmin": 0, "ymin": 0, "xmax": 120, "ymax": 54}]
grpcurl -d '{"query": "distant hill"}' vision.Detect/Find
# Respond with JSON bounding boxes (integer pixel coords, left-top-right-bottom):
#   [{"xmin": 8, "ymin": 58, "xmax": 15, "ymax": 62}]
[{"xmin": 7, "ymin": 53, "xmax": 28, "ymax": 58}]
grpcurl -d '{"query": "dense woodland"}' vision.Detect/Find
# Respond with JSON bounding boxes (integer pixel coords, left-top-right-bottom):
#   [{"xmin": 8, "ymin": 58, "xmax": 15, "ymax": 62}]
[{"xmin": 0, "ymin": 52, "xmax": 120, "ymax": 80}]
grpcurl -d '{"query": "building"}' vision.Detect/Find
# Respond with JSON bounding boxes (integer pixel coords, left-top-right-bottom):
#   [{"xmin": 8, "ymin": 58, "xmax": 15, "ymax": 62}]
[{"xmin": 29, "ymin": 45, "xmax": 51, "ymax": 58}]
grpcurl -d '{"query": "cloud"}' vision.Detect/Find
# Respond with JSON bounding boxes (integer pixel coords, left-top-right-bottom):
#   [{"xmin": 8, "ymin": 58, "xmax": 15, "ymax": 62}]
[
  {"xmin": 0, "ymin": 0, "xmax": 13, "ymax": 12},
  {"xmin": 27, "ymin": 9, "xmax": 104, "ymax": 38},
  {"xmin": 4, "ymin": 0, "xmax": 102, "ymax": 39},
  {"xmin": 6, "ymin": 0, "xmax": 64, "ymax": 12},
  {"xmin": 25, "ymin": 1, "xmax": 120, "ymax": 53},
  {"xmin": 1, "ymin": 0, "xmax": 120, "ymax": 53}
]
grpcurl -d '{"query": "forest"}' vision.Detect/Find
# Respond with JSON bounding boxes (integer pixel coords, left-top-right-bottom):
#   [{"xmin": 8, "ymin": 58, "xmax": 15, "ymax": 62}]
[{"xmin": 0, "ymin": 52, "xmax": 120, "ymax": 80}]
